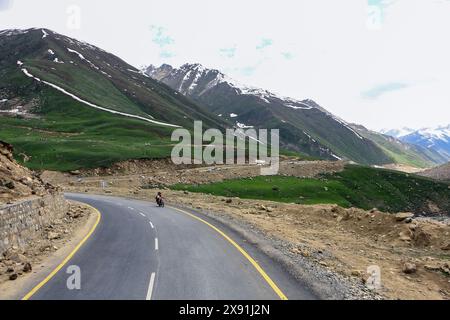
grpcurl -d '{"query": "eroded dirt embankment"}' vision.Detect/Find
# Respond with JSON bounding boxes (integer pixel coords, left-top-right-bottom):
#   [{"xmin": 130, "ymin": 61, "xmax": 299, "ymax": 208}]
[
  {"xmin": 420, "ymin": 162, "xmax": 450, "ymax": 181},
  {"xmin": 0, "ymin": 140, "xmax": 58, "ymax": 205},
  {"xmin": 41, "ymin": 159, "xmax": 345, "ymax": 190},
  {"xmin": 0, "ymin": 141, "xmax": 94, "ymax": 295}
]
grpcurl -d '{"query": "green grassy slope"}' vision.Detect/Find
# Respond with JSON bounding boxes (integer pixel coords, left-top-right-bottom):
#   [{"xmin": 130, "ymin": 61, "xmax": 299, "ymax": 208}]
[
  {"xmin": 0, "ymin": 28, "xmax": 238, "ymax": 170},
  {"xmin": 0, "ymin": 28, "xmax": 229, "ymax": 129},
  {"xmin": 172, "ymin": 165, "xmax": 450, "ymax": 214},
  {"xmin": 0, "ymin": 85, "xmax": 175, "ymax": 171},
  {"xmin": 0, "ymin": 67, "xmax": 310, "ymax": 170}
]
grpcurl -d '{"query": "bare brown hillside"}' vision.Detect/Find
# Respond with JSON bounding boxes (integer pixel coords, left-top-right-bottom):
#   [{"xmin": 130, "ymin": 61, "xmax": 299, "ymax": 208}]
[
  {"xmin": 0, "ymin": 141, "xmax": 57, "ymax": 204},
  {"xmin": 420, "ymin": 162, "xmax": 450, "ymax": 181}
]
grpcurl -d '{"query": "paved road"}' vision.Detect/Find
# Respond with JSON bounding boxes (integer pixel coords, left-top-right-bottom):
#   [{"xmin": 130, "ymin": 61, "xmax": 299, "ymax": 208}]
[{"xmin": 28, "ymin": 193, "xmax": 317, "ymax": 300}]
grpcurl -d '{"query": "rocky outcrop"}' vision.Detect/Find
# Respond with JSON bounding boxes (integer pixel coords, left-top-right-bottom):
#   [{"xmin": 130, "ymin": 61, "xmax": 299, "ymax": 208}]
[
  {"xmin": 0, "ymin": 141, "xmax": 66, "ymax": 253},
  {"xmin": 0, "ymin": 141, "xmax": 58, "ymax": 205},
  {"xmin": 419, "ymin": 162, "xmax": 450, "ymax": 181}
]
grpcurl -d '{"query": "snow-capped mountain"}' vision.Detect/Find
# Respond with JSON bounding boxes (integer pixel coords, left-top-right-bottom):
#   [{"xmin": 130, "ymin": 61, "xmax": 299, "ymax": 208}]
[
  {"xmin": 380, "ymin": 127, "xmax": 416, "ymax": 139},
  {"xmin": 144, "ymin": 63, "xmax": 398, "ymax": 165},
  {"xmin": 382, "ymin": 126, "xmax": 450, "ymax": 161},
  {"xmin": 146, "ymin": 63, "xmax": 317, "ymax": 111},
  {"xmin": 401, "ymin": 126, "xmax": 450, "ymax": 160}
]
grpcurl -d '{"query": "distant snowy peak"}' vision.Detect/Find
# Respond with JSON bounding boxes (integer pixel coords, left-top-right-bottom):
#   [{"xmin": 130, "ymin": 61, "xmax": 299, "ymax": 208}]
[
  {"xmin": 382, "ymin": 125, "xmax": 450, "ymax": 160},
  {"xmin": 413, "ymin": 125, "xmax": 450, "ymax": 141},
  {"xmin": 380, "ymin": 127, "xmax": 416, "ymax": 138},
  {"xmin": 382, "ymin": 125, "xmax": 450, "ymax": 141}
]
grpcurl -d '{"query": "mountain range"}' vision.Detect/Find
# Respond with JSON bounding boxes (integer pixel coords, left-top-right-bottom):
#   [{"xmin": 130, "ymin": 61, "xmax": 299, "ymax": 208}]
[
  {"xmin": 0, "ymin": 28, "xmax": 445, "ymax": 170},
  {"xmin": 144, "ymin": 63, "xmax": 445, "ymax": 167},
  {"xmin": 381, "ymin": 126, "xmax": 450, "ymax": 162}
]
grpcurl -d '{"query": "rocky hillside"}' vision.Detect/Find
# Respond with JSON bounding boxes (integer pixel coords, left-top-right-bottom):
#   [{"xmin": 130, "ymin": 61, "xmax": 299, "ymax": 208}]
[
  {"xmin": 0, "ymin": 140, "xmax": 56, "ymax": 204},
  {"xmin": 144, "ymin": 63, "xmax": 406, "ymax": 166},
  {"xmin": 419, "ymin": 162, "xmax": 450, "ymax": 181}
]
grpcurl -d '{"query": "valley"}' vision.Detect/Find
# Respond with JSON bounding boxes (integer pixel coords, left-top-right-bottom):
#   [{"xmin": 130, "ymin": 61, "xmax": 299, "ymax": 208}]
[
  {"xmin": 46, "ymin": 158, "xmax": 450, "ymax": 300},
  {"xmin": 1, "ymin": 29, "xmax": 446, "ymax": 171},
  {"xmin": 1, "ymin": 27, "xmax": 449, "ymax": 301}
]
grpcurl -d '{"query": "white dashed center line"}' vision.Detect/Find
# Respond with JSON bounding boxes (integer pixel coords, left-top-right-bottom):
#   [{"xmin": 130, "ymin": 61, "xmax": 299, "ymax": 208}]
[
  {"xmin": 146, "ymin": 272, "xmax": 156, "ymax": 300},
  {"xmin": 149, "ymin": 221, "xmax": 154, "ymax": 229},
  {"xmin": 155, "ymin": 238, "xmax": 159, "ymax": 251},
  {"xmin": 139, "ymin": 212, "xmax": 146, "ymax": 217}
]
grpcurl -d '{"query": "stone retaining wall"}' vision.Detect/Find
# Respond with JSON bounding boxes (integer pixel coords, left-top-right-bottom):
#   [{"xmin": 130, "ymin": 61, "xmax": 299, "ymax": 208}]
[{"xmin": 0, "ymin": 194, "xmax": 67, "ymax": 253}]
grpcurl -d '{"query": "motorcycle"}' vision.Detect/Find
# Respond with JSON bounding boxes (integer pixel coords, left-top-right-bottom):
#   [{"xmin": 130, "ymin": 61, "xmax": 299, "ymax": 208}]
[{"xmin": 156, "ymin": 197, "xmax": 165, "ymax": 208}]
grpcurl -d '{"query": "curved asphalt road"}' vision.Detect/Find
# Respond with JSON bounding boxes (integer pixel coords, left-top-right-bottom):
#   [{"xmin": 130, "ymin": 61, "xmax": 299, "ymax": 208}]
[{"xmin": 27, "ymin": 193, "xmax": 317, "ymax": 300}]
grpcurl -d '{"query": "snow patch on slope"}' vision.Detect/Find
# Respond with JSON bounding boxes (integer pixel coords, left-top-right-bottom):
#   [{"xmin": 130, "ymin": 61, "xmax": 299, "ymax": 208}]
[
  {"xmin": 67, "ymin": 48, "xmax": 100, "ymax": 70},
  {"xmin": 331, "ymin": 153, "xmax": 343, "ymax": 160},
  {"xmin": 172, "ymin": 64, "xmax": 316, "ymax": 109},
  {"xmin": 236, "ymin": 122, "xmax": 254, "ymax": 129},
  {"xmin": 20, "ymin": 68, "xmax": 180, "ymax": 128},
  {"xmin": 331, "ymin": 116, "xmax": 364, "ymax": 140},
  {"xmin": 284, "ymin": 102, "xmax": 314, "ymax": 110}
]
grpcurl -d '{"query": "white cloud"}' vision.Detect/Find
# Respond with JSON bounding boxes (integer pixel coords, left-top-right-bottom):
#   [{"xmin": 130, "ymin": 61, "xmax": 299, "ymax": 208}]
[{"xmin": 0, "ymin": 0, "xmax": 449, "ymax": 130}]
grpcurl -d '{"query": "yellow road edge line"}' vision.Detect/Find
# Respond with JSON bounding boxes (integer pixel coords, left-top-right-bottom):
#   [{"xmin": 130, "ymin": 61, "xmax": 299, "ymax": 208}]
[
  {"xmin": 169, "ymin": 206, "xmax": 288, "ymax": 300},
  {"xmin": 22, "ymin": 204, "xmax": 102, "ymax": 300}
]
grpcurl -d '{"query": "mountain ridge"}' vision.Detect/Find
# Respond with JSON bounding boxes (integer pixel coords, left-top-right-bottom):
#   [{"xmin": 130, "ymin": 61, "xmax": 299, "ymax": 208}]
[
  {"xmin": 0, "ymin": 28, "xmax": 232, "ymax": 170},
  {"xmin": 351, "ymin": 124, "xmax": 447, "ymax": 167},
  {"xmin": 144, "ymin": 63, "xmax": 441, "ymax": 167},
  {"xmin": 1, "ymin": 28, "xmax": 443, "ymax": 170},
  {"xmin": 381, "ymin": 125, "xmax": 450, "ymax": 162},
  {"xmin": 0, "ymin": 28, "xmax": 227, "ymax": 130}
]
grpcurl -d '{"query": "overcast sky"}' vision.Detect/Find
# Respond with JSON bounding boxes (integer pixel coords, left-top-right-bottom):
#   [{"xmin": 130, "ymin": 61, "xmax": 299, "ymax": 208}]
[{"xmin": 1, "ymin": 0, "xmax": 449, "ymax": 131}]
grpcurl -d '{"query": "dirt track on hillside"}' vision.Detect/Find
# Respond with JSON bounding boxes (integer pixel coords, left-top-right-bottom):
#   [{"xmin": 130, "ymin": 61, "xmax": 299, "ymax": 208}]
[{"xmin": 41, "ymin": 159, "xmax": 345, "ymax": 190}]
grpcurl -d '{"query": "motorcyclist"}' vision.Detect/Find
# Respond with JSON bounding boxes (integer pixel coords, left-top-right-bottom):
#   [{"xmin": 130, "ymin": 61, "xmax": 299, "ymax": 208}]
[{"xmin": 156, "ymin": 192, "xmax": 164, "ymax": 207}]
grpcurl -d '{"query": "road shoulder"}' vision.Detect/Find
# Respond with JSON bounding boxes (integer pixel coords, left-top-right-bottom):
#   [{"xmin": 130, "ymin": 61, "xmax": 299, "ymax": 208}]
[{"xmin": 0, "ymin": 201, "xmax": 99, "ymax": 300}]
